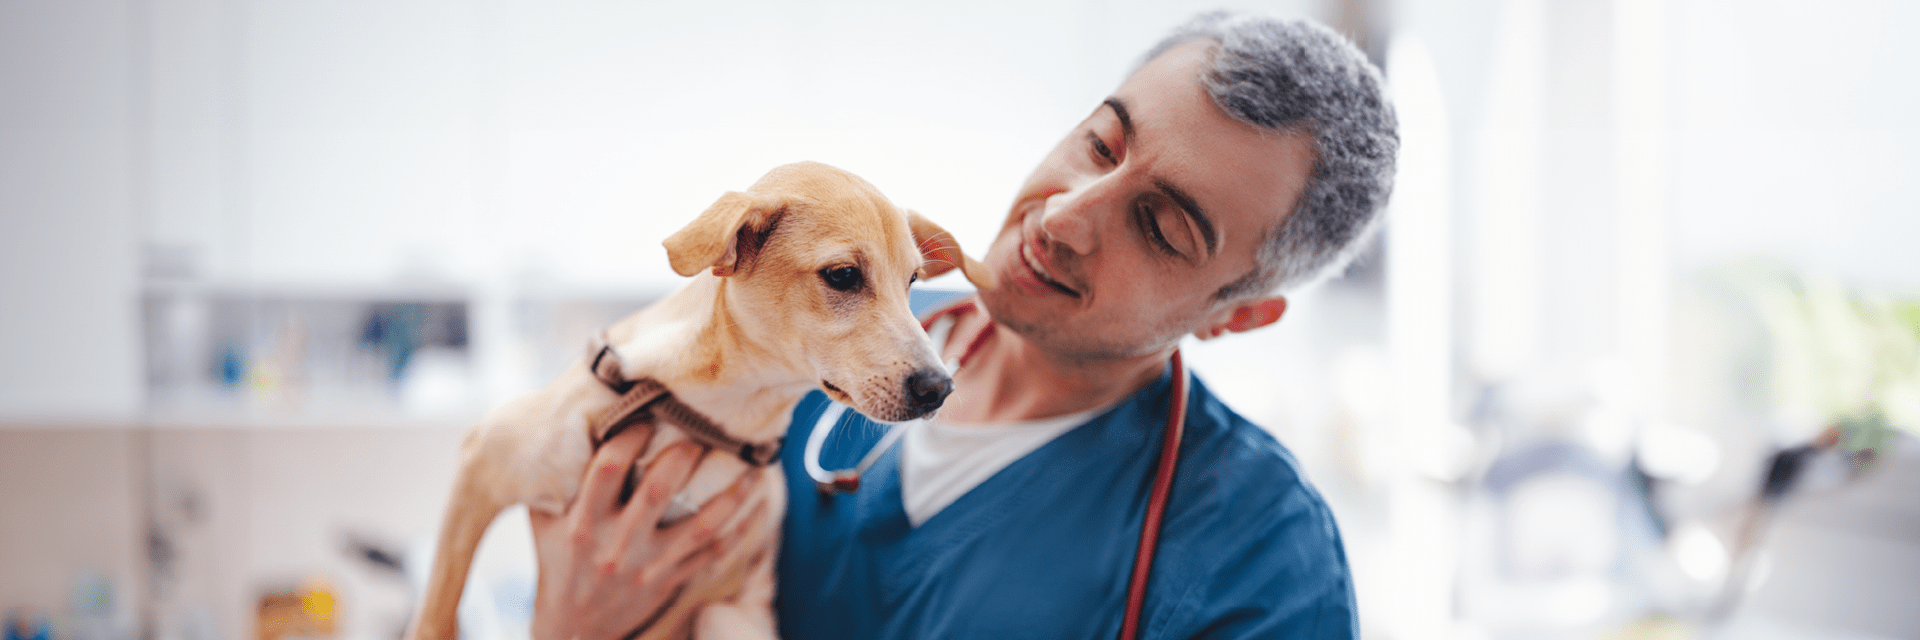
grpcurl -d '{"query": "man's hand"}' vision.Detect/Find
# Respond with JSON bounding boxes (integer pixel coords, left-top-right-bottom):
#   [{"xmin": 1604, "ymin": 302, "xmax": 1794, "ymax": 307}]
[{"xmin": 529, "ymin": 423, "xmax": 765, "ymax": 640}]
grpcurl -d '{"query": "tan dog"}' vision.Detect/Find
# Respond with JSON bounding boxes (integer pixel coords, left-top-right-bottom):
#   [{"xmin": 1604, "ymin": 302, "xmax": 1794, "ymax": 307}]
[{"xmin": 407, "ymin": 161, "xmax": 993, "ymax": 640}]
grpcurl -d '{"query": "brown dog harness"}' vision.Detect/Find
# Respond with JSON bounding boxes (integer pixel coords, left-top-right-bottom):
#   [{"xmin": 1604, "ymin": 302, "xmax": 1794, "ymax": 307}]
[{"xmin": 584, "ymin": 333, "xmax": 783, "ymax": 466}]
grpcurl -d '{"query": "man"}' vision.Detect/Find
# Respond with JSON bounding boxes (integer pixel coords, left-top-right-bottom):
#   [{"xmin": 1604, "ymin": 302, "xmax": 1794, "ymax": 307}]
[{"xmin": 530, "ymin": 11, "xmax": 1396, "ymax": 639}]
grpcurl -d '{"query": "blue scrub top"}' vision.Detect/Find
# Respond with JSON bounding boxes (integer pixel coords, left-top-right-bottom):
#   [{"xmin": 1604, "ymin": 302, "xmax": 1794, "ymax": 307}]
[{"xmin": 775, "ymin": 368, "xmax": 1358, "ymax": 639}]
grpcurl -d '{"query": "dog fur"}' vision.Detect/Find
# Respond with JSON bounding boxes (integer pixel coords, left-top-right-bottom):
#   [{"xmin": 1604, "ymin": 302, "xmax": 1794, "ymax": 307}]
[{"xmin": 406, "ymin": 161, "xmax": 993, "ymax": 640}]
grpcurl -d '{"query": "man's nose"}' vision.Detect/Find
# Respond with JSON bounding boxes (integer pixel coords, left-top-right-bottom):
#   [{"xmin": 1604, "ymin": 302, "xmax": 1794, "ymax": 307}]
[{"xmin": 1039, "ymin": 179, "xmax": 1113, "ymax": 256}]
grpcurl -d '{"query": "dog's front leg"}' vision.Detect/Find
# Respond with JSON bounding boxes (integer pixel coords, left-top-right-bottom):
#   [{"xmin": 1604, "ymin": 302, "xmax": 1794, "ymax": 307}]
[{"xmin": 408, "ymin": 459, "xmax": 512, "ymax": 640}]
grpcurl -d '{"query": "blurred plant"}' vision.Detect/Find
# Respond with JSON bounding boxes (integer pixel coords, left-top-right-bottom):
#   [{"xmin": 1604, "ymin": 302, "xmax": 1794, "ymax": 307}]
[
  {"xmin": 1721, "ymin": 261, "xmax": 1918, "ymax": 472},
  {"xmin": 1686, "ymin": 261, "xmax": 1919, "ymax": 624}
]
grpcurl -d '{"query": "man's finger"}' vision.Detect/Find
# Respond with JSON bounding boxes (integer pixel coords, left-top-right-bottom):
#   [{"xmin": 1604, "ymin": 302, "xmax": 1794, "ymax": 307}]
[
  {"xmin": 575, "ymin": 422, "xmax": 655, "ymax": 522},
  {"xmin": 661, "ymin": 467, "xmax": 760, "ymax": 562},
  {"xmin": 669, "ymin": 500, "xmax": 769, "ymax": 591},
  {"xmin": 715, "ymin": 500, "xmax": 771, "ymax": 558},
  {"xmin": 628, "ymin": 441, "xmax": 706, "ymax": 525}
]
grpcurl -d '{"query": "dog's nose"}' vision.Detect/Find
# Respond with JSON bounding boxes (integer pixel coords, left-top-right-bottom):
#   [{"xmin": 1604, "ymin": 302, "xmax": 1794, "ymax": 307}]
[{"xmin": 905, "ymin": 368, "xmax": 954, "ymax": 415}]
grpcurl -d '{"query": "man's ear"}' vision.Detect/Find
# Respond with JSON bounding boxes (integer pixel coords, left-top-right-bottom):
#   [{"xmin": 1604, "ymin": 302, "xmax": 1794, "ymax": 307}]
[
  {"xmin": 906, "ymin": 209, "xmax": 997, "ymax": 290},
  {"xmin": 1195, "ymin": 296, "xmax": 1288, "ymax": 340},
  {"xmin": 663, "ymin": 191, "xmax": 790, "ymax": 277}
]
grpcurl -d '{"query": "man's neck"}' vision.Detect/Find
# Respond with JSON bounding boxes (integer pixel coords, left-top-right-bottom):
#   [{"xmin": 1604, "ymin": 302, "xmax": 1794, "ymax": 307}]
[{"xmin": 938, "ymin": 317, "xmax": 1173, "ymax": 424}]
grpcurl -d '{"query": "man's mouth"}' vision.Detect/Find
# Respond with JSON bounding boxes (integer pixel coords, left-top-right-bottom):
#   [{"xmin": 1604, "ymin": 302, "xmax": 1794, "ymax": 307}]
[{"xmin": 1021, "ymin": 242, "xmax": 1081, "ymax": 298}]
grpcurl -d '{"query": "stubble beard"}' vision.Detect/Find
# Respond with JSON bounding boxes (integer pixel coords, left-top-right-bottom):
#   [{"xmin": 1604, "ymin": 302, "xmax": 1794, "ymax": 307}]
[{"xmin": 978, "ymin": 288, "xmax": 1195, "ymax": 366}]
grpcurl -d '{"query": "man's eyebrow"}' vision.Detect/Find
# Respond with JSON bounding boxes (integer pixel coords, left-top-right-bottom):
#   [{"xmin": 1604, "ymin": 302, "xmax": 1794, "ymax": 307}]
[
  {"xmin": 1153, "ymin": 178, "xmax": 1218, "ymax": 257},
  {"xmin": 1101, "ymin": 98, "xmax": 1134, "ymax": 143}
]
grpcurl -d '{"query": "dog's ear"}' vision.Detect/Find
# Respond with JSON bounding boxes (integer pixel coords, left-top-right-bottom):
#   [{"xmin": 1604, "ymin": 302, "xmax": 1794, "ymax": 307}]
[
  {"xmin": 665, "ymin": 191, "xmax": 789, "ymax": 277},
  {"xmin": 906, "ymin": 209, "xmax": 997, "ymax": 290}
]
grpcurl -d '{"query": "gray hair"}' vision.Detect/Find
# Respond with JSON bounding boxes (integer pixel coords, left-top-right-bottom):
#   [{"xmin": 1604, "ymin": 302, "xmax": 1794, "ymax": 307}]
[{"xmin": 1142, "ymin": 12, "xmax": 1398, "ymax": 299}]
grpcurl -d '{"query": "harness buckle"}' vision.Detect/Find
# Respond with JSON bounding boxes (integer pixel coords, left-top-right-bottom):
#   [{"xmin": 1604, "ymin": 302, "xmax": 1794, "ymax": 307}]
[
  {"xmin": 737, "ymin": 438, "xmax": 784, "ymax": 467},
  {"xmin": 589, "ymin": 342, "xmax": 635, "ymax": 394}
]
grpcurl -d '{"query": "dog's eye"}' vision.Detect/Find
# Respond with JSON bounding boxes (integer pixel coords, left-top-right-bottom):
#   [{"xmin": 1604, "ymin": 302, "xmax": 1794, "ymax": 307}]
[
  {"xmin": 820, "ymin": 266, "xmax": 862, "ymax": 292},
  {"xmin": 908, "ymin": 272, "xmax": 919, "ymax": 289}
]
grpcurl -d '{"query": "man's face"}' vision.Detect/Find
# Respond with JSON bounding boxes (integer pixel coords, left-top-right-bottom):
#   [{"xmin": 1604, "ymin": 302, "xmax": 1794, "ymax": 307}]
[{"xmin": 978, "ymin": 40, "xmax": 1316, "ymax": 361}]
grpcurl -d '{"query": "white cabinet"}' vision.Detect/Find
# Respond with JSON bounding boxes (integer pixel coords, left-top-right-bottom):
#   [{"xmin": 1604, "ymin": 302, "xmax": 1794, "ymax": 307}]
[{"xmin": 0, "ymin": 1, "xmax": 142, "ymax": 422}]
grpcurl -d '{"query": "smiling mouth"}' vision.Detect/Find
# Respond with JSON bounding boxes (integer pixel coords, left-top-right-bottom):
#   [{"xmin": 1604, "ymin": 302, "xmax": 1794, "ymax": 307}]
[{"xmin": 1021, "ymin": 242, "xmax": 1081, "ymax": 298}]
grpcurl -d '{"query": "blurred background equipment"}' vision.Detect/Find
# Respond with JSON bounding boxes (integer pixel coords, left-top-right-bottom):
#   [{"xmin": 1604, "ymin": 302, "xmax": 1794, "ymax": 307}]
[{"xmin": 253, "ymin": 580, "xmax": 335, "ymax": 640}]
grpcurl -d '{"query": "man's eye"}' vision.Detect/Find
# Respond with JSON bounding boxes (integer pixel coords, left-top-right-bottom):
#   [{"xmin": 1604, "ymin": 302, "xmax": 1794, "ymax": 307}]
[
  {"xmin": 820, "ymin": 266, "xmax": 862, "ymax": 291},
  {"xmin": 908, "ymin": 272, "xmax": 919, "ymax": 289},
  {"xmin": 1089, "ymin": 133, "xmax": 1116, "ymax": 163},
  {"xmin": 1136, "ymin": 204, "xmax": 1180, "ymax": 258}
]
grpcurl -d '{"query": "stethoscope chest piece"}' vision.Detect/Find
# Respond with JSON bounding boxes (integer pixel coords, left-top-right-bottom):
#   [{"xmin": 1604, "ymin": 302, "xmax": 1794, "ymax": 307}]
[
  {"xmin": 816, "ymin": 470, "xmax": 862, "ymax": 496},
  {"xmin": 805, "ymin": 400, "xmax": 906, "ymax": 498}
]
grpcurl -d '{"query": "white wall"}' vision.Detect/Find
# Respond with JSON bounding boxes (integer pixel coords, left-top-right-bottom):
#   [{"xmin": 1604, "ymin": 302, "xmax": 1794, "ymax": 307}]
[
  {"xmin": 144, "ymin": 0, "xmax": 1322, "ymax": 289},
  {"xmin": 1669, "ymin": 0, "xmax": 1920, "ymax": 294}
]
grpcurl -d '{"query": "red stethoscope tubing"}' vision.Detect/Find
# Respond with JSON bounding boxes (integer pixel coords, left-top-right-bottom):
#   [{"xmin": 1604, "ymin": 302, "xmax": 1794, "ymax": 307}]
[{"xmin": 1120, "ymin": 347, "xmax": 1185, "ymax": 640}]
